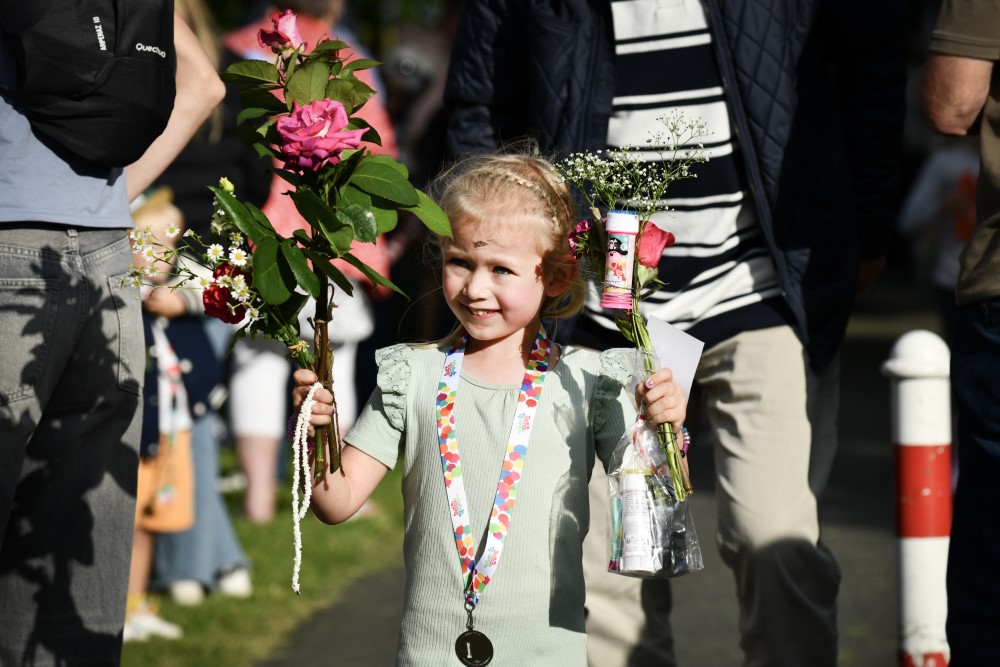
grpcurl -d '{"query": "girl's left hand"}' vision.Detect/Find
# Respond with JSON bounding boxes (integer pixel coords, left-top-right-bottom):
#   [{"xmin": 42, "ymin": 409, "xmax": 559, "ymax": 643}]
[{"xmin": 635, "ymin": 368, "xmax": 686, "ymax": 435}]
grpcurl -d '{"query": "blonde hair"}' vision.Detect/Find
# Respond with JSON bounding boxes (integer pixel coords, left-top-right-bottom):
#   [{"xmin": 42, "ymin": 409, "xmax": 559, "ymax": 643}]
[{"xmin": 430, "ymin": 149, "xmax": 586, "ymax": 327}]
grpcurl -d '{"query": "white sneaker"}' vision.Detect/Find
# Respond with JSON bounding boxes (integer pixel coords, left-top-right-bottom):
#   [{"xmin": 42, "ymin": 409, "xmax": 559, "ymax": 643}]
[
  {"xmin": 124, "ymin": 610, "xmax": 183, "ymax": 641},
  {"xmin": 217, "ymin": 567, "xmax": 252, "ymax": 598},
  {"xmin": 170, "ymin": 579, "xmax": 205, "ymax": 606},
  {"xmin": 122, "ymin": 618, "xmax": 147, "ymax": 643}
]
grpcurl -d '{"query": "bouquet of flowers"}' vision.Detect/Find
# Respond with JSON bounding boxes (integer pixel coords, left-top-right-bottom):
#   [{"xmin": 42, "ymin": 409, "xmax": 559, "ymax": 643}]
[
  {"xmin": 127, "ymin": 10, "xmax": 450, "ymax": 478},
  {"xmin": 557, "ymin": 111, "xmax": 707, "ymax": 501}
]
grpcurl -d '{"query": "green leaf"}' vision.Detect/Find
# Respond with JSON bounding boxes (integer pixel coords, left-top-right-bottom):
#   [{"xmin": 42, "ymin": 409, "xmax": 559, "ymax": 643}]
[
  {"xmin": 344, "ymin": 188, "xmax": 398, "ymax": 235},
  {"xmin": 325, "ymin": 78, "xmax": 375, "ymax": 114},
  {"xmin": 252, "ymin": 141, "xmax": 279, "ymax": 160},
  {"xmin": 270, "ymin": 167, "xmax": 301, "ymax": 188},
  {"xmin": 360, "ymin": 126, "xmax": 382, "ymax": 147},
  {"xmin": 342, "ymin": 58, "xmax": 380, "ymax": 74},
  {"xmin": 286, "ymin": 60, "xmax": 331, "ymax": 105},
  {"xmin": 245, "ymin": 202, "xmax": 277, "ymax": 234},
  {"xmin": 251, "ymin": 237, "xmax": 293, "ymax": 305},
  {"xmin": 339, "ymin": 183, "xmax": 372, "ymax": 209},
  {"xmin": 302, "ymin": 248, "xmax": 355, "ymax": 296},
  {"xmin": 292, "ymin": 229, "xmax": 313, "ymax": 245},
  {"xmin": 613, "ymin": 314, "xmax": 636, "ymax": 344},
  {"xmin": 342, "ymin": 253, "xmax": 406, "ymax": 297},
  {"xmin": 254, "ymin": 116, "xmax": 278, "ymax": 139},
  {"xmin": 335, "ymin": 204, "xmax": 377, "ymax": 244},
  {"xmin": 350, "ymin": 161, "xmax": 419, "ymax": 206},
  {"xmin": 291, "ymin": 189, "xmax": 352, "ymax": 253},
  {"xmin": 312, "ymin": 39, "xmax": 350, "ymax": 53},
  {"xmin": 365, "ymin": 153, "xmax": 408, "ymax": 179},
  {"xmin": 280, "ymin": 240, "xmax": 321, "ymax": 298},
  {"xmin": 372, "ymin": 207, "xmax": 397, "ymax": 235},
  {"xmin": 208, "ymin": 186, "xmax": 270, "ymax": 245},
  {"xmin": 223, "ymin": 60, "xmax": 280, "ymax": 85},
  {"xmin": 236, "ymin": 107, "xmax": 272, "ymax": 126},
  {"xmin": 408, "ymin": 190, "xmax": 452, "ymax": 238},
  {"xmin": 331, "ymin": 148, "xmax": 367, "ymax": 190},
  {"xmin": 636, "ymin": 264, "xmax": 658, "ymax": 290},
  {"xmin": 348, "ymin": 117, "xmax": 382, "ymax": 148},
  {"xmin": 238, "ymin": 86, "xmax": 286, "ymax": 113}
]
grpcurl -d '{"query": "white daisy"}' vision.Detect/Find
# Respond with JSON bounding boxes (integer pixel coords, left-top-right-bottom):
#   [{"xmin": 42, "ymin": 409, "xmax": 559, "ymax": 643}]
[
  {"xmin": 206, "ymin": 244, "xmax": 225, "ymax": 263},
  {"xmin": 165, "ymin": 223, "xmax": 181, "ymax": 239},
  {"xmin": 233, "ymin": 286, "xmax": 252, "ymax": 302},
  {"xmin": 229, "ymin": 248, "xmax": 248, "ymax": 267}
]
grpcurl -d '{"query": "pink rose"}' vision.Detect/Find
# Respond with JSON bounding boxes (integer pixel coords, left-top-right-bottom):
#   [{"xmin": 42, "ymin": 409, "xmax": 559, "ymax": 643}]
[
  {"xmin": 203, "ymin": 264, "xmax": 248, "ymax": 324},
  {"xmin": 258, "ymin": 9, "xmax": 304, "ymax": 52},
  {"xmin": 276, "ymin": 100, "xmax": 367, "ymax": 172},
  {"xmin": 637, "ymin": 224, "xmax": 676, "ymax": 268}
]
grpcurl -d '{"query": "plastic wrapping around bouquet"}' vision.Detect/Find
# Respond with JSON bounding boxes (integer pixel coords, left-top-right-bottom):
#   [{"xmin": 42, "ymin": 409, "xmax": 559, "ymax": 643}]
[
  {"xmin": 607, "ymin": 416, "xmax": 704, "ymax": 579},
  {"xmin": 601, "ymin": 210, "xmax": 640, "ymax": 310}
]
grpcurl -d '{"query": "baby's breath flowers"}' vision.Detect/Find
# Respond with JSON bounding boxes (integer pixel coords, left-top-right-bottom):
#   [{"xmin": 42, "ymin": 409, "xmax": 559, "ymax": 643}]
[
  {"xmin": 558, "ymin": 111, "xmax": 708, "ymax": 224},
  {"xmin": 557, "ymin": 112, "xmax": 708, "ymax": 500}
]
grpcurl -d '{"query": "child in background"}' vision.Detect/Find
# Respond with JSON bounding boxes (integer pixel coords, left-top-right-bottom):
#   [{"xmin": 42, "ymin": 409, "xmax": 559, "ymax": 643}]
[
  {"xmin": 292, "ymin": 153, "xmax": 686, "ymax": 664},
  {"xmin": 125, "ymin": 189, "xmax": 208, "ymax": 641}
]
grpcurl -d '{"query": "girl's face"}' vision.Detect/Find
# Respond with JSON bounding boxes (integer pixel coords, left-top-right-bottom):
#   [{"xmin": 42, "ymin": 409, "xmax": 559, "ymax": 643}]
[{"xmin": 442, "ymin": 216, "xmax": 562, "ymax": 350}]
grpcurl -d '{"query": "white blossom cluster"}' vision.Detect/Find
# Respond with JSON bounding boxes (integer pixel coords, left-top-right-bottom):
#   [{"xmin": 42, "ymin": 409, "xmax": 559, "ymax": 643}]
[
  {"xmin": 121, "ymin": 177, "xmax": 264, "ymax": 326},
  {"xmin": 558, "ymin": 112, "xmax": 709, "ymax": 223}
]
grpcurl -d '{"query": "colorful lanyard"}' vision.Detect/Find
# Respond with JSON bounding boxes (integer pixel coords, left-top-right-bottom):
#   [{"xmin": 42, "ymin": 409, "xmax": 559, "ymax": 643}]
[{"xmin": 436, "ymin": 327, "xmax": 551, "ymax": 609}]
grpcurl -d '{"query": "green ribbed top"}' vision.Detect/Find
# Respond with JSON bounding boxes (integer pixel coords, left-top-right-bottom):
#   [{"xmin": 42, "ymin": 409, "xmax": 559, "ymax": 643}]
[{"xmin": 346, "ymin": 343, "xmax": 635, "ymax": 666}]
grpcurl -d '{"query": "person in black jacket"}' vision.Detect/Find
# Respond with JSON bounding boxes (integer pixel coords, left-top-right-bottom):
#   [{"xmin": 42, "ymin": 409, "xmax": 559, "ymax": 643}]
[{"xmin": 444, "ymin": 0, "xmax": 907, "ymax": 665}]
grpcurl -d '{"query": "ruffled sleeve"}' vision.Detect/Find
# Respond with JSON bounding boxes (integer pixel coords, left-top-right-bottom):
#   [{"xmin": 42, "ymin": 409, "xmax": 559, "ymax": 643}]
[
  {"xmin": 593, "ymin": 348, "xmax": 637, "ymax": 469},
  {"xmin": 374, "ymin": 343, "xmax": 413, "ymax": 432},
  {"xmin": 345, "ymin": 344, "xmax": 413, "ymax": 469}
]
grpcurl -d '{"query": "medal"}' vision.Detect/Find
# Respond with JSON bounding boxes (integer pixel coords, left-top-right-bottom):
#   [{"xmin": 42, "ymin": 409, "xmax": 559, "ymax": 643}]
[
  {"xmin": 456, "ymin": 602, "xmax": 493, "ymax": 666},
  {"xmin": 455, "ymin": 630, "xmax": 494, "ymax": 666},
  {"xmin": 437, "ymin": 327, "xmax": 550, "ymax": 665}
]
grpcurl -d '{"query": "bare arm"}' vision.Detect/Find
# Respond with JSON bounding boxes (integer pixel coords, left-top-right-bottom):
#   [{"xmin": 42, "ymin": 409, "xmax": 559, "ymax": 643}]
[
  {"xmin": 126, "ymin": 12, "xmax": 225, "ymax": 201},
  {"xmin": 922, "ymin": 54, "xmax": 994, "ymax": 135},
  {"xmin": 292, "ymin": 368, "xmax": 389, "ymax": 524}
]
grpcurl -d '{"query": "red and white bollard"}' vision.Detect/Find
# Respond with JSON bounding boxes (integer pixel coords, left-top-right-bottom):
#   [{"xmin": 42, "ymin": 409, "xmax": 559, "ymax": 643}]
[{"xmin": 882, "ymin": 330, "xmax": 952, "ymax": 667}]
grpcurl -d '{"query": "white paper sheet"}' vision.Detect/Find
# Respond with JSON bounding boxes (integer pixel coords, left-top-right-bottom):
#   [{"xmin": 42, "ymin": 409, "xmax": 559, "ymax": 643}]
[{"xmin": 645, "ymin": 315, "xmax": 704, "ymax": 400}]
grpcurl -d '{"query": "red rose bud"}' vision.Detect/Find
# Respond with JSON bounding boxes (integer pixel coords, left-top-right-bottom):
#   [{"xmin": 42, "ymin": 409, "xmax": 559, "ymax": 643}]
[
  {"xmin": 637, "ymin": 224, "xmax": 676, "ymax": 268},
  {"xmin": 276, "ymin": 100, "xmax": 367, "ymax": 172},
  {"xmin": 258, "ymin": 9, "xmax": 304, "ymax": 52}
]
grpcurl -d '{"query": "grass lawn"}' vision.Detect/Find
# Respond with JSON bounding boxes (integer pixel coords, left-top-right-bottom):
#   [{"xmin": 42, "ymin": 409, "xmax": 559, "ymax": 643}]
[{"xmin": 121, "ymin": 456, "xmax": 404, "ymax": 667}]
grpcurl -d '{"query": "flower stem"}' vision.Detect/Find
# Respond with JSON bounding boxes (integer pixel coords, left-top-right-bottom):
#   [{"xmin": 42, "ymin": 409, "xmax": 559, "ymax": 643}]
[
  {"xmin": 313, "ymin": 270, "xmax": 343, "ymax": 476},
  {"xmin": 629, "ymin": 296, "xmax": 688, "ymax": 501}
]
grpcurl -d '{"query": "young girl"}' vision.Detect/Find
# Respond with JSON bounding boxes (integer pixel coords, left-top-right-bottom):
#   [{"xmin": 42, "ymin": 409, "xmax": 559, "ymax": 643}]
[{"xmin": 292, "ymin": 153, "xmax": 686, "ymax": 665}]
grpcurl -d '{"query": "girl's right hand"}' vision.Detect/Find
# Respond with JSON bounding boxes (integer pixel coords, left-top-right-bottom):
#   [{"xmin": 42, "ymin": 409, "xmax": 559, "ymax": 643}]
[{"xmin": 292, "ymin": 368, "xmax": 335, "ymax": 432}]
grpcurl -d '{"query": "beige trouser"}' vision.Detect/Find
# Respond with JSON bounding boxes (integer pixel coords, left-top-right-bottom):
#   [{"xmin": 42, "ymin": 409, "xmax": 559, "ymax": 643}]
[{"xmin": 584, "ymin": 326, "xmax": 842, "ymax": 667}]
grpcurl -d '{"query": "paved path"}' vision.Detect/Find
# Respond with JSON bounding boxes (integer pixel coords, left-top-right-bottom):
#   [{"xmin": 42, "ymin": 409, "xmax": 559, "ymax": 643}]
[{"xmin": 258, "ymin": 276, "xmax": 939, "ymax": 666}]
